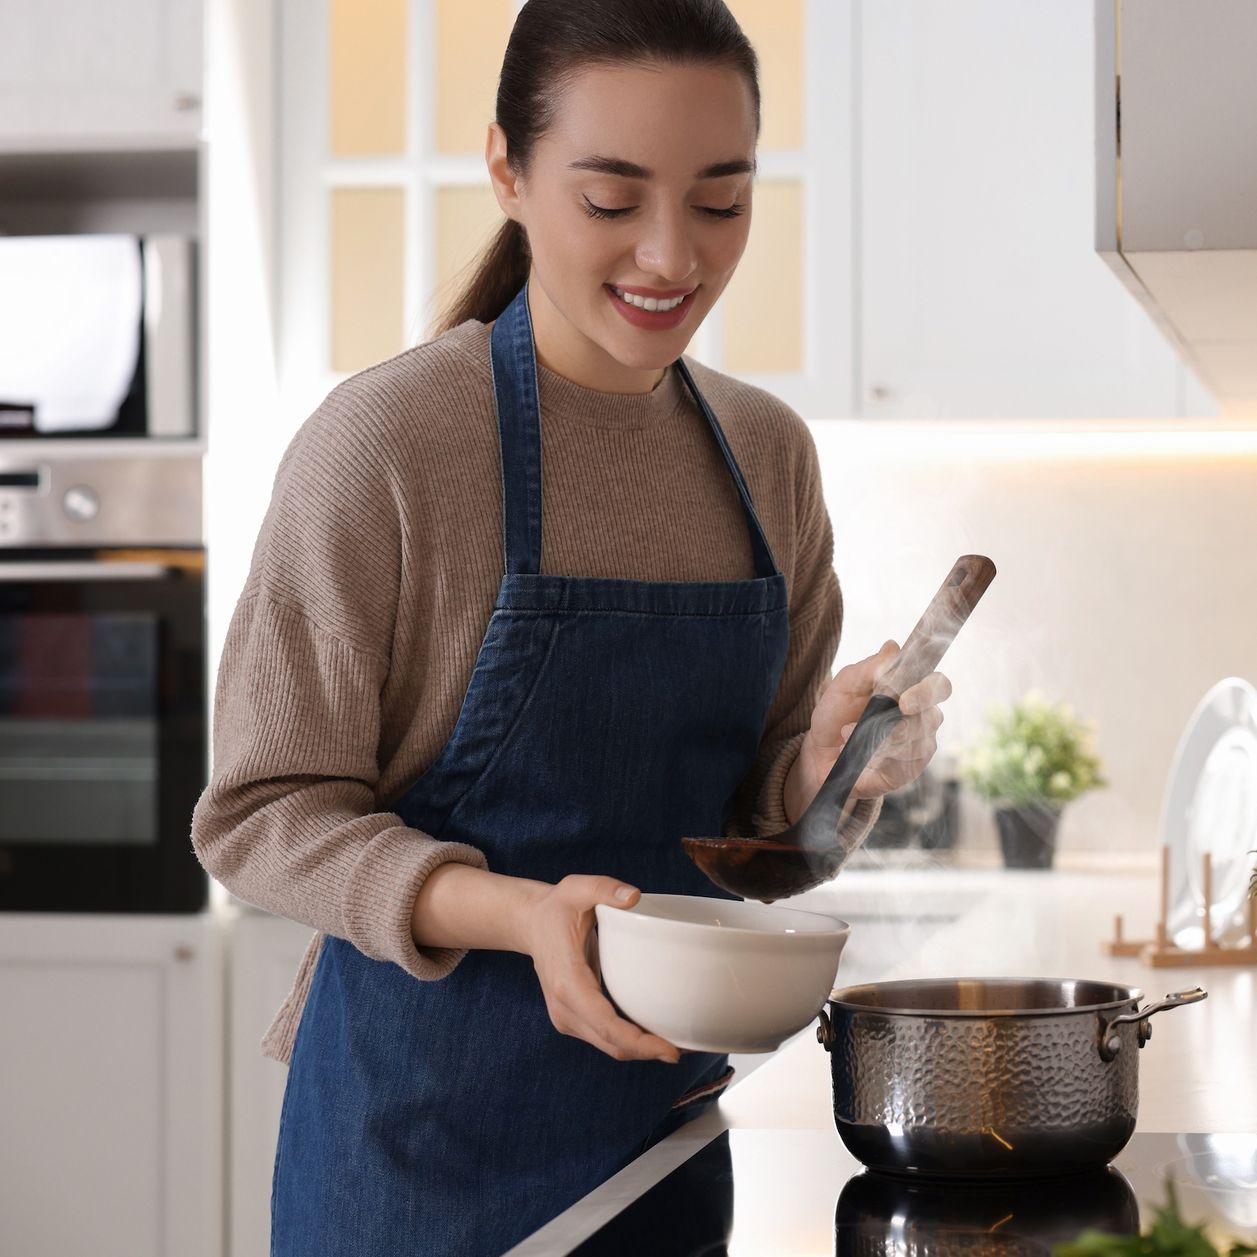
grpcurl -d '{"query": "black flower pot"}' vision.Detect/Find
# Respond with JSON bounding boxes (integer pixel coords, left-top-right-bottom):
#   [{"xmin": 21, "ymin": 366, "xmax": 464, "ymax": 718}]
[{"xmin": 994, "ymin": 803, "xmax": 1062, "ymax": 869}]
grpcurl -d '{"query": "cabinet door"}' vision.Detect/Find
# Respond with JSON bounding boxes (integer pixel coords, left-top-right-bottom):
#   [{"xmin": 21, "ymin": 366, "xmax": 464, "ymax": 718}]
[
  {"xmin": 857, "ymin": 0, "xmax": 1200, "ymax": 418},
  {"xmin": 0, "ymin": 914, "xmax": 223, "ymax": 1257},
  {"xmin": 228, "ymin": 912, "xmax": 320, "ymax": 1257},
  {"xmin": 0, "ymin": 0, "xmax": 203, "ymax": 149}
]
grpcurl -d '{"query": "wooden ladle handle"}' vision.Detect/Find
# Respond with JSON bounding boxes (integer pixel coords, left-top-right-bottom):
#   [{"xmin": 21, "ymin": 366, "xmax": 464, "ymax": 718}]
[{"xmin": 874, "ymin": 555, "xmax": 997, "ymax": 701}]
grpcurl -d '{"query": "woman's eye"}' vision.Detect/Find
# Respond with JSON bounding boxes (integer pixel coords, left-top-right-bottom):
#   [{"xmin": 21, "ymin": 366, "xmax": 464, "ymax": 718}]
[
  {"xmin": 581, "ymin": 196, "xmax": 746, "ymax": 221},
  {"xmin": 582, "ymin": 199, "xmax": 631, "ymax": 220}
]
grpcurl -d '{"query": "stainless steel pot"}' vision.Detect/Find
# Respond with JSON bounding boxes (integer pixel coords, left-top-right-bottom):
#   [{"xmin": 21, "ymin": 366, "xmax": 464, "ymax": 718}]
[{"xmin": 816, "ymin": 978, "xmax": 1207, "ymax": 1179}]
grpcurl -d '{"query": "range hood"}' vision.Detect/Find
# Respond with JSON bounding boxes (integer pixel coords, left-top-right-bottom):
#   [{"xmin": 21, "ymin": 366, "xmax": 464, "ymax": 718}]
[{"xmin": 1095, "ymin": 0, "xmax": 1257, "ymax": 419}]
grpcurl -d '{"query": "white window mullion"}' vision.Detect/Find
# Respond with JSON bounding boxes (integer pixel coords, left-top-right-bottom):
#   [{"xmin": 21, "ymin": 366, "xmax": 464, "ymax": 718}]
[{"xmin": 410, "ymin": 0, "xmax": 434, "ymax": 345}]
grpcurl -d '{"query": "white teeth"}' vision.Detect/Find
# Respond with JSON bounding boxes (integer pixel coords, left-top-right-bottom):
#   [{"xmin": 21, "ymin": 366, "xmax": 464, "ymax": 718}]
[{"xmin": 611, "ymin": 286, "xmax": 687, "ymax": 312}]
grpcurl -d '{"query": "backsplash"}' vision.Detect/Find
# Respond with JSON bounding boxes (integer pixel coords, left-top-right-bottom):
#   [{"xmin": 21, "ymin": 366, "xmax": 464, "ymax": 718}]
[{"xmin": 809, "ymin": 420, "xmax": 1257, "ymax": 853}]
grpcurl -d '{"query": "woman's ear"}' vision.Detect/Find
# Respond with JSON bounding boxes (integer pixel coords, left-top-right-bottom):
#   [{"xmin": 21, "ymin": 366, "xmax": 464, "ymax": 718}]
[{"xmin": 485, "ymin": 122, "xmax": 524, "ymax": 221}]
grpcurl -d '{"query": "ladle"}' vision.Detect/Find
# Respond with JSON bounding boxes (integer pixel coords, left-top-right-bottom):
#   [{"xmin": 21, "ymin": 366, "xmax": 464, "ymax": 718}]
[{"xmin": 682, "ymin": 554, "xmax": 997, "ymax": 901}]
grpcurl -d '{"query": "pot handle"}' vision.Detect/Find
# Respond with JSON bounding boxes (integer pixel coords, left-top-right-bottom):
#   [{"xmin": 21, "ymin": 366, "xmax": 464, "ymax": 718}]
[
  {"xmin": 1098, "ymin": 986, "xmax": 1207, "ymax": 1061},
  {"xmin": 816, "ymin": 1009, "xmax": 834, "ymax": 1053}
]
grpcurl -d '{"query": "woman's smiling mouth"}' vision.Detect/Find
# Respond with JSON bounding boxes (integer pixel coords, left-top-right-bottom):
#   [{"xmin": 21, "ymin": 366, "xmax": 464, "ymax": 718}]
[{"xmin": 604, "ymin": 284, "xmax": 698, "ymax": 328}]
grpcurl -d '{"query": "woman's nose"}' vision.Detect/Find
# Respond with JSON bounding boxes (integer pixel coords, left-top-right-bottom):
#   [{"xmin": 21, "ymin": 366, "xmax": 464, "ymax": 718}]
[{"xmin": 634, "ymin": 210, "xmax": 699, "ymax": 284}]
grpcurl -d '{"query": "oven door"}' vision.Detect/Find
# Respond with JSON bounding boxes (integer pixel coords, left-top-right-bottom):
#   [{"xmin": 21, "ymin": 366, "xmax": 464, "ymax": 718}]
[{"xmin": 0, "ymin": 550, "xmax": 207, "ymax": 912}]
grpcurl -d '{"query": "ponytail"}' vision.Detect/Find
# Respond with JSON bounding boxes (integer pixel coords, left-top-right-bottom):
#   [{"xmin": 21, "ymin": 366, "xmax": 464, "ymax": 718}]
[{"xmin": 430, "ymin": 217, "xmax": 530, "ymax": 335}]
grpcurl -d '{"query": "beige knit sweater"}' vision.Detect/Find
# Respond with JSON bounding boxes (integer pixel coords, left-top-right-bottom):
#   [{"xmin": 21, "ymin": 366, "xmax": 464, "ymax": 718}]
[{"xmin": 190, "ymin": 317, "xmax": 881, "ymax": 1064}]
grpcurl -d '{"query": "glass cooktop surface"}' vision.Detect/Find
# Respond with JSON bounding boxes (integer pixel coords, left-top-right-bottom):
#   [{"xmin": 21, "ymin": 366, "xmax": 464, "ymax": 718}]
[{"xmin": 568, "ymin": 1129, "xmax": 1257, "ymax": 1256}]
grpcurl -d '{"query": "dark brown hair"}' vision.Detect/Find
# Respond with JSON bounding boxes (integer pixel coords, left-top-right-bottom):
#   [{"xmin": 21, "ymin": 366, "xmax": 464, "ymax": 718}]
[{"xmin": 429, "ymin": 0, "xmax": 760, "ymax": 336}]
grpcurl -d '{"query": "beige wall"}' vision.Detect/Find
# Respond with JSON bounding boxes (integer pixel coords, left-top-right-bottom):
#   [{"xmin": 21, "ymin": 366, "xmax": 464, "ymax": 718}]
[{"xmin": 808, "ymin": 422, "xmax": 1257, "ymax": 854}]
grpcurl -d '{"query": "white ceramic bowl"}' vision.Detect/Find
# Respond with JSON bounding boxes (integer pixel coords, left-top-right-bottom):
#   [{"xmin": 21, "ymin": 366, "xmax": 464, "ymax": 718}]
[{"xmin": 593, "ymin": 892, "xmax": 851, "ymax": 1054}]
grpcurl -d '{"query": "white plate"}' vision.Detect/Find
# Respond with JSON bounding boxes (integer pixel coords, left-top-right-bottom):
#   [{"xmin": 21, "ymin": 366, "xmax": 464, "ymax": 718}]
[{"xmin": 1160, "ymin": 677, "xmax": 1257, "ymax": 948}]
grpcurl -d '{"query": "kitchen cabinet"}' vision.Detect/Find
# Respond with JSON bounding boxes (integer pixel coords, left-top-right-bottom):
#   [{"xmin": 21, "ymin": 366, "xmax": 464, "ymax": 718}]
[
  {"xmin": 0, "ymin": 0, "xmax": 203, "ymax": 150},
  {"xmin": 0, "ymin": 912, "xmax": 223, "ymax": 1257},
  {"xmin": 226, "ymin": 908, "xmax": 316, "ymax": 1257},
  {"xmin": 1096, "ymin": 0, "xmax": 1257, "ymax": 418},
  {"xmin": 856, "ymin": 0, "xmax": 1213, "ymax": 418}
]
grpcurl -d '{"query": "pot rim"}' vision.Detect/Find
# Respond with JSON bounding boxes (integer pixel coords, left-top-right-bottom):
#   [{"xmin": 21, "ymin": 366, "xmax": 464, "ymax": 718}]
[{"xmin": 827, "ymin": 976, "xmax": 1143, "ymax": 1019}]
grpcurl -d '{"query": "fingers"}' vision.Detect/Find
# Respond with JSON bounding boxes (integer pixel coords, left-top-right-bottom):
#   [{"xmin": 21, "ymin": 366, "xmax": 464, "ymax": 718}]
[
  {"xmin": 850, "ymin": 699, "xmax": 944, "ymax": 797},
  {"xmin": 833, "ymin": 666, "xmax": 952, "ymax": 799},
  {"xmin": 548, "ymin": 956, "xmax": 680, "ymax": 1063},
  {"xmin": 831, "ymin": 639, "xmax": 901, "ymax": 698},
  {"xmin": 899, "ymin": 670, "xmax": 953, "ymax": 716},
  {"xmin": 855, "ymin": 733, "xmax": 939, "ymax": 797},
  {"xmin": 559, "ymin": 873, "xmax": 639, "ymax": 908},
  {"xmin": 880, "ymin": 711, "xmax": 941, "ymax": 764},
  {"xmin": 841, "ymin": 700, "xmax": 943, "ymax": 752},
  {"xmin": 872, "ymin": 639, "xmax": 902, "ymax": 685},
  {"xmin": 537, "ymin": 874, "xmax": 680, "ymax": 1064}
]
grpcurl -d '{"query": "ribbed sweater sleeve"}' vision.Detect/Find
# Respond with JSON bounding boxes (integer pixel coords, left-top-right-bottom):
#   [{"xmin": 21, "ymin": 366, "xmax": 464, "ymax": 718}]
[{"xmin": 190, "ymin": 391, "xmax": 489, "ymax": 985}]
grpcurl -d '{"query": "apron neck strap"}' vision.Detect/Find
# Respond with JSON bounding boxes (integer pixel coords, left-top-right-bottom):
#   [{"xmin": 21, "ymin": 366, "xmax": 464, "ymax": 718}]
[{"xmin": 489, "ymin": 279, "xmax": 780, "ymax": 580}]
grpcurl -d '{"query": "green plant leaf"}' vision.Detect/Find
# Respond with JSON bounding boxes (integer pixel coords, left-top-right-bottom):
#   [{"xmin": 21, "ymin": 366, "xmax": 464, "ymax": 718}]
[
  {"xmin": 958, "ymin": 690, "xmax": 1107, "ymax": 807},
  {"xmin": 1051, "ymin": 1175, "xmax": 1252, "ymax": 1257}
]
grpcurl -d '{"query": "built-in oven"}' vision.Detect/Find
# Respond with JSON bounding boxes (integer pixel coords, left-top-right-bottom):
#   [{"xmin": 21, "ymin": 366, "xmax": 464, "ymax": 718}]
[
  {"xmin": 0, "ymin": 233, "xmax": 196, "ymax": 441},
  {"xmin": 0, "ymin": 452, "xmax": 206, "ymax": 913}
]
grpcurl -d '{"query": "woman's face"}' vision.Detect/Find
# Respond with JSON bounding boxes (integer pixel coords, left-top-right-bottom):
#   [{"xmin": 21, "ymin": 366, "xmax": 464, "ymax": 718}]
[{"xmin": 486, "ymin": 60, "xmax": 757, "ymax": 393}]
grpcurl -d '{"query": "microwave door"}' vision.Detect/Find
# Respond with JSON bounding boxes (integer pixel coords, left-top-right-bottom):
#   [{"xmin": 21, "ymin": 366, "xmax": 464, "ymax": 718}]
[{"xmin": 0, "ymin": 235, "xmax": 143, "ymax": 436}]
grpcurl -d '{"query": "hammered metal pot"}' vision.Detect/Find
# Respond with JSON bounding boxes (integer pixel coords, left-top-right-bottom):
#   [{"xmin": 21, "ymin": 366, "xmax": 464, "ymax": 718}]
[{"xmin": 816, "ymin": 978, "xmax": 1207, "ymax": 1180}]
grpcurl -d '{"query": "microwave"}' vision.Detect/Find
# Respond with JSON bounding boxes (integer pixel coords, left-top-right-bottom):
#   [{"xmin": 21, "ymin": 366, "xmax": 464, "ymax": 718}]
[{"xmin": 0, "ymin": 234, "xmax": 197, "ymax": 440}]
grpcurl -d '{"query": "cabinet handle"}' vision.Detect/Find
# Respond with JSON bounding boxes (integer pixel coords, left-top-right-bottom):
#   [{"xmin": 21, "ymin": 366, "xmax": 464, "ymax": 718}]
[
  {"xmin": 173, "ymin": 92, "xmax": 201, "ymax": 112},
  {"xmin": 174, "ymin": 944, "xmax": 195, "ymax": 962},
  {"xmin": 866, "ymin": 385, "xmax": 893, "ymax": 402}
]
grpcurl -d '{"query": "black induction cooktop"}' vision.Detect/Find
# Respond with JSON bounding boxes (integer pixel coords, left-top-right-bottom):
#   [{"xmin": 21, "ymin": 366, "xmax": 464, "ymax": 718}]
[{"xmin": 566, "ymin": 1129, "xmax": 1257, "ymax": 1256}]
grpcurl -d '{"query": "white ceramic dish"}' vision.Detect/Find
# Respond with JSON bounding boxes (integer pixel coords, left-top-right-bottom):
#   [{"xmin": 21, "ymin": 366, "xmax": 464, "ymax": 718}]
[
  {"xmin": 593, "ymin": 892, "xmax": 851, "ymax": 1054},
  {"xmin": 1160, "ymin": 677, "xmax": 1257, "ymax": 948}
]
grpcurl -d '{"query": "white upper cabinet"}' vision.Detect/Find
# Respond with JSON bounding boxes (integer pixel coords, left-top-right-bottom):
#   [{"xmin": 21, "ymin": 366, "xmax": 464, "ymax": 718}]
[
  {"xmin": 856, "ymin": 0, "xmax": 1212, "ymax": 419},
  {"xmin": 0, "ymin": 0, "xmax": 203, "ymax": 150}
]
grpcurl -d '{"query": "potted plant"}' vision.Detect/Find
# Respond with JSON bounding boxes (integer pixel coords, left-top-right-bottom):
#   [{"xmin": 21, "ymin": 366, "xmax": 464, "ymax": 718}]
[{"xmin": 958, "ymin": 691, "xmax": 1107, "ymax": 869}]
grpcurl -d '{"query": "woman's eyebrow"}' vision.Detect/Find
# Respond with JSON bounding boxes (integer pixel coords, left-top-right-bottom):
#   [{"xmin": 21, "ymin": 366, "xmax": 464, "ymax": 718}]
[{"xmin": 566, "ymin": 155, "xmax": 756, "ymax": 180}]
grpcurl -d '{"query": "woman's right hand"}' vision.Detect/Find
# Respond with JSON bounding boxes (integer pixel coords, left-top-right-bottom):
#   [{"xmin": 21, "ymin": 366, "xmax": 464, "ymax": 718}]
[{"xmin": 517, "ymin": 874, "xmax": 681, "ymax": 1065}]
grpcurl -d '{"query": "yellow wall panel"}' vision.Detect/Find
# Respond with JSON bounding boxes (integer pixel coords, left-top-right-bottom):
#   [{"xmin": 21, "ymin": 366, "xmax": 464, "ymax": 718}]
[
  {"xmin": 329, "ymin": 0, "xmax": 408, "ymax": 156},
  {"xmin": 330, "ymin": 187, "xmax": 407, "ymax": 373},
  {"xmin": 436, "ymin": 0, "xmax": 515, "ymax": 154},
  {"xmin": 723, "ymin": 180, "xmax": 803, "ymax": 374},
  {"xmin": 435, "ymin": 184, "xmax": 507, "ymax": 311},
  {"xmin": 726, "ymin": 0, "xmax": 805, "ymax": 150}
]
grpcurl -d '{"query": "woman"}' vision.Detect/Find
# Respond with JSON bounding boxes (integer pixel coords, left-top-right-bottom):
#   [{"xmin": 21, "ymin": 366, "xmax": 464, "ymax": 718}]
[{"xmin": 192, "ymin": 1, "xmax": 951, "ymax": 1253}]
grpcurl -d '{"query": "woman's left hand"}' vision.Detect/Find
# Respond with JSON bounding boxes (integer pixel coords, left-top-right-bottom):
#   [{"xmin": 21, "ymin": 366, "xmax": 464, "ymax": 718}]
[{"xmin": 795, "ymin": 640, "xmax": 953, "ymax": 805}]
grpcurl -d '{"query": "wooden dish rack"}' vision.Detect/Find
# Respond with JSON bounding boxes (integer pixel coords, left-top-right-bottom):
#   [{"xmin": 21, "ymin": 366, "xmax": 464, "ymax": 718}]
[{"xmin": 1104, "ymin": 845, "xmax": 1257, "ymax": 967}]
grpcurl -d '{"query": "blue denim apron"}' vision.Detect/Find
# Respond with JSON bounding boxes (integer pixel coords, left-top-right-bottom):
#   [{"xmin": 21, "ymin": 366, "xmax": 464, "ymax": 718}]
[{"xmin": 270, "ymin": 280, "xmax": 790, "ymax": 1256}]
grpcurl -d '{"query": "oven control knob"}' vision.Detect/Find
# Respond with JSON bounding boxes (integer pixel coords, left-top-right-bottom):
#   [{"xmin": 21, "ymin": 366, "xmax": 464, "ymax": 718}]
[{"xmin": 63, "ymin": 485, "xmax": 100, "ymax": 521}]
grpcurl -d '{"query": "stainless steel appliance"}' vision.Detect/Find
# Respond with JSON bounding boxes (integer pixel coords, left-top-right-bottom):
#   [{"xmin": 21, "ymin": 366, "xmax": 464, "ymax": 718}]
[
  {"xmin": 0, "ymin": 234, "xmax": 196, "ymax": 440},
  {"xmin": 0, "ymin": 451, "xmax": 206, "ymax": 913}
]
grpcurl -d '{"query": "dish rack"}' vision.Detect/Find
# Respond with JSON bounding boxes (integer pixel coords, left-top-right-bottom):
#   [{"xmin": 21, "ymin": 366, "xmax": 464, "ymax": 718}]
[{"xmin": 1104, "ymin": 845, "xmax": 1257, "ymax": 967}]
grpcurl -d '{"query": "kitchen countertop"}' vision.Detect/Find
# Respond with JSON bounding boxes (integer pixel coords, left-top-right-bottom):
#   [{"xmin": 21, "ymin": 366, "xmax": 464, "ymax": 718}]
[{"xmin": 508, "ymin": 864, "xmax": 1257, "ymax": 1255}]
